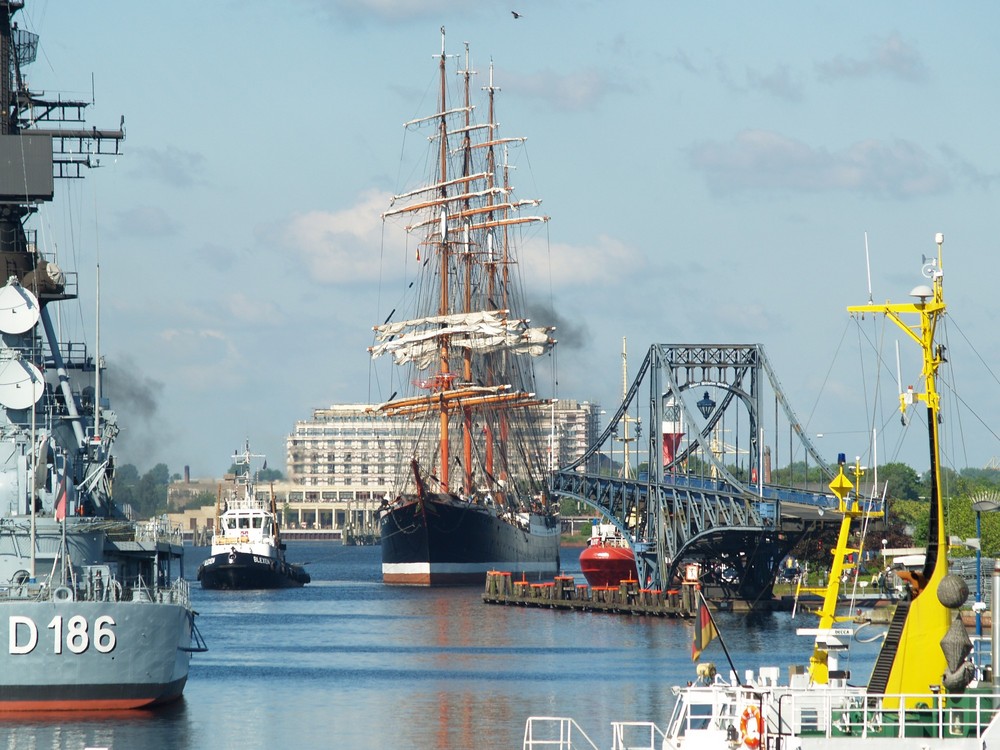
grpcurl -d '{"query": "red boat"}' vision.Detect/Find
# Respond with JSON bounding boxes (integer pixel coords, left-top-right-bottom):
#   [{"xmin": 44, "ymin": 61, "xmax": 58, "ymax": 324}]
[{"xmin": 579, "ymin": 524, "xmax": 638, "ymax": 587}]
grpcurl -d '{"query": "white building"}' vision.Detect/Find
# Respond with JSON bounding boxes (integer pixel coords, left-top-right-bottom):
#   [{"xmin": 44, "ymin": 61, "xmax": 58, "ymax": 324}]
[
  {"xmin": 168, "ymin": 400, "xmax": 602, "ymax": 543},
  {"xmin": 286, "ymin": 400, "xmax": 602, "ymax": 487}
]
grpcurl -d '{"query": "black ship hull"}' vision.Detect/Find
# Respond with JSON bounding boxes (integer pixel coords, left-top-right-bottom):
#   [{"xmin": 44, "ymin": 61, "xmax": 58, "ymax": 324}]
[
  {"xmin": 380, "ymin": 496, "xmax": 560, "ymax": 585},
  {"xmin": 197, "ymin": 550, "xmax": 311, "ymax": 590}
]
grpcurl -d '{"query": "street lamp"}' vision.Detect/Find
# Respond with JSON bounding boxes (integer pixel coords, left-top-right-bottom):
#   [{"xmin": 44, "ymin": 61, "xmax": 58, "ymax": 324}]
[
  {"xmin": 881, "ymin": 538, "xmax": 888, "ymax": 594},
  {"xmin": 696, "ymin": 391, "xmax": 715, "ymax": 420},
  {"xmin": 971, "ymin": 494, "xmax": 1000, "ymax": 636}
]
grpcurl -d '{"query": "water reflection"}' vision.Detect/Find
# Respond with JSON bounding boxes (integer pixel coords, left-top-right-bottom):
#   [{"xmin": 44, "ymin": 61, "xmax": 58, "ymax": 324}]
[
  {"xmin": 0, "ymin": 544, "xmax": 885, "ymax": 750},
  {"xmin": 0, "ymin": 699, "xmax": 191, "ymax": 750}
]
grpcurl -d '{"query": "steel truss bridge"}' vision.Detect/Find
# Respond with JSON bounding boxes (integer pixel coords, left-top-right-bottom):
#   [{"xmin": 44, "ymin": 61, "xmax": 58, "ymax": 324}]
[{"xmin": 554, "ymin": 344, "xmax": 864, "ymax": 605}]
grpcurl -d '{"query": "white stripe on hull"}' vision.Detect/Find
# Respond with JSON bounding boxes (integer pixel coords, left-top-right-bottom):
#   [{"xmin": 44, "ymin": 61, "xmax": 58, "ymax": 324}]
[{"xmin": 383, "ymin": 560, "xmax": 559, "ymax": 586}]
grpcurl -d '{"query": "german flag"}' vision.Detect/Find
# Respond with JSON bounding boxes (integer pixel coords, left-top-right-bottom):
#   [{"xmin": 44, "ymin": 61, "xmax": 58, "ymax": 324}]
[{"xmin": 691, "ymin": 599, "xmax": 718, "ymax": 661}]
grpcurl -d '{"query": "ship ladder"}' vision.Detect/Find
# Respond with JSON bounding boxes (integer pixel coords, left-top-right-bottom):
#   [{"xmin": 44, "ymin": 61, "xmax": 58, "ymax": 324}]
[{"xmin": 866, "ymin": 600, "xmax": 909, "ymax": 694}]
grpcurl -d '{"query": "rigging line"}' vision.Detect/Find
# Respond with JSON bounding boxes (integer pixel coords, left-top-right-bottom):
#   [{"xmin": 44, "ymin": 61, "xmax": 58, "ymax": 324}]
[
  {"xmin": 935, "ymin": 365, "xmax": 1000, "ymax": 452},
  {"xmin": 368, "ymin": 220, "xmax": 388, "ymax": 404},
  {"xmin": 868, "ymin": 312, "xmax": 893, "ymax": 469},
  {"xmin": 941, "ymin": 315, "xmax": 1000, "ymax": 461},
  {"xmin": 802, "ymin": 317, "xmax": 852, "ymax": 448},
  {"xmin": 851, "ymin": 314, "xmax": 910, "ymax": 465},
  {"xmin": 544, "ymin": 220, "xmax": 558, "ymax": 401},
  {"xmin": 937, "ymin": 321, "xmax": 970, "ymax": 470},
  {"xmin": 950, "ymin": 314, "xmax": 1000, "ymax": 389}
]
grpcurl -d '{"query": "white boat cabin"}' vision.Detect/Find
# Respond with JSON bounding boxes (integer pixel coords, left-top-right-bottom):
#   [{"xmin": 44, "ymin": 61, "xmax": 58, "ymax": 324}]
[{"xmin": 210, "ymin": 471, "xmax": 280, "ymax": 559}]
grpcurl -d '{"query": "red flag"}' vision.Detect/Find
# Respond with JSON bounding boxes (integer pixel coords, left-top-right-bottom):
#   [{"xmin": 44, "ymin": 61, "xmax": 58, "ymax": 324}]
[
  {"xmin": 54, "ymin": 475, "xmax": 68, "ymax": 521},
  {"xmin": 691, "ymin": 599, "xmax": 718, "ymax": 661}
]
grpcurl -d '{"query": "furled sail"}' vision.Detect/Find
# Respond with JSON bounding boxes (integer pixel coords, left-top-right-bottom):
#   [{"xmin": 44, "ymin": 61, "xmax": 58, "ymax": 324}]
[{"xmin": 370, "ymin": 310, "xmax": 556, "ymax": 369}]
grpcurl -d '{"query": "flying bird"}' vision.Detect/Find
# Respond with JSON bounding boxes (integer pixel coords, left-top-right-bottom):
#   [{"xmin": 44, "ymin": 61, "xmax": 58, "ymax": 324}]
[{"xmin": 511, "ymin": 10, "xmax": 522, "ymax": 19}]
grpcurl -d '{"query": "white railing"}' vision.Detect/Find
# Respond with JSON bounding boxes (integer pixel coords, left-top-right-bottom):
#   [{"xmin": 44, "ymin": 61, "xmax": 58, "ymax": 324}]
[
  {"xmin": 780, "ymin": 690, "xmax": 997, "ymax": 740},
  {"xmin": 523, "ymin": 717, "xmax": 600, "ymax": 750},
  {"xmin": 671, "ymin": 684, "xmax": 1000, "ymax": 742},
  {"xmin": 611, "ymin": 721, "xmax": 666, "ymax": 750}
]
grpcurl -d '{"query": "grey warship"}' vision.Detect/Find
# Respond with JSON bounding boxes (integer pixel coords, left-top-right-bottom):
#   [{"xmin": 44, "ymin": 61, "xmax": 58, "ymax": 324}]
[{"xmin": 0, "ymin": 2, "xmax": 204, "ymax": 710}]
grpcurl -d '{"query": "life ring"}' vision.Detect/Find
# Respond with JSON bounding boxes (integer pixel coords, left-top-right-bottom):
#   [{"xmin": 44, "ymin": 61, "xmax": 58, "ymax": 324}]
[
  {"xmin": 52, "ymin": 585, "xmax": 75, "ymax": 603},
  {"xmin": 239, "ymin": 532, "xmax": 249, "ymax": 543},
  {"xmin": 739, "ymin": 705, "xmax": 763, "ymax": 749}
]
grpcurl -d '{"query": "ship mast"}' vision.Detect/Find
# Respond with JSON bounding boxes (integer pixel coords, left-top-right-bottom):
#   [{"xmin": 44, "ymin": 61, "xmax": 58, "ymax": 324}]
[
  {"xmin": 436, "ymin": 27, "xmax": 451, "ymax": 492},
  {"xmin": 483, "ymin": 61, "xmax": 499, "ymax": 492},
  {"xmin": 847, "ymin": 233, "xmax": 950, "ymax": 701},
  {"xmin": 460, "ymin": 42, "xmax": 475, "ymax": 497},
  {"xmin": 372, "ymin": 31, "xmax": 557, "ymax": 505}
]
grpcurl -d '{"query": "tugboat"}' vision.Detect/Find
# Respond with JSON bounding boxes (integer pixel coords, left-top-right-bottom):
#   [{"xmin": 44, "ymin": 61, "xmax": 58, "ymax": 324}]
[
  {"xmin": 0, "ymin": 2, "xmax": 205, "ymax": 710},
  {"xmin": 198, "ymin": 445, "xmax": 310, "ymax": 590},
  {"xmin": 578, "ymin": 523, "xmax": 638, "ymax": 587}
]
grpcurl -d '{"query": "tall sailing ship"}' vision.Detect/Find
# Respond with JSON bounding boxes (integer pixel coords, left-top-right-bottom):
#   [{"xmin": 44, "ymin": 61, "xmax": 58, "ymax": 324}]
[
  {"xmin": 0, "ymin": 2, "xmax": 203, "ymax": 709},
  {"xmin": 371, "ymin": 30, "xmax": 561, "ymax": 585}
]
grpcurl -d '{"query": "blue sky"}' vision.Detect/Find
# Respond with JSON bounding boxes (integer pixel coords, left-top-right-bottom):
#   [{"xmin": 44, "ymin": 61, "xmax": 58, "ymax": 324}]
[{"xmin": 20, "ymin": 1, "xmax": 1000, "ymax": 478}]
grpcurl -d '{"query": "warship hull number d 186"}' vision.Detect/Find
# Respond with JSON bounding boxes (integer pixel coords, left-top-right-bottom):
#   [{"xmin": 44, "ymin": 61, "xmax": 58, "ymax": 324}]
[{"xmin": 9, "ymin": 615, "xmax": 117, "ymax": 655}]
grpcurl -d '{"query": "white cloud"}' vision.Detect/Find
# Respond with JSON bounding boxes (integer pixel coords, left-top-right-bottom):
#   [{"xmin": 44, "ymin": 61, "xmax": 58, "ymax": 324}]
[
  {"xmin": 271, "ymin": 189, "xmax": 391, "ymax": 284},
  {"xmin": 132, "ymin": 146, "xmax": 208, "ymax": 188},
  {"xmin": 159, "ymin": 328, "xmax": 227, "ymax": 346},
  {"xmin": 688, "ymin": 129, "xmax": 950, "ymax": 198},
  {"xmin": 301, "ymin": 0, "xmax": 478, "ymax": 23},
  {"xmin": 816, "ymin": 33, "xmax": 927, "ymax": 84},
  {"xmin": 115, "ymin": 205, "xmax": 180, "ymax": 237},
  {"xmin": 746, "ymin": 63, "xmax": 803, "ymax": 103},
  {"xmin": 502, "ymin": 68, "xmax": 616, "ymax": 112},
  {"xmin": 155, "ymin": 328, "xmax": 244, "ymax": 392},
  {"xmin": 523, "ymin": 234, "xmax": 646, "ymax": 287},
  {"xmin": 226, "ymin": 293, "xmax": 281, "ymax": 325}
]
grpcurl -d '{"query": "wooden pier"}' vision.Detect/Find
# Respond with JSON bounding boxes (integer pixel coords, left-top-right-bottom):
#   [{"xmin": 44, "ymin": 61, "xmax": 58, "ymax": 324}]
[{"xmin": 482, "ymin": 571, "xmax": 696, "ymax": 617}]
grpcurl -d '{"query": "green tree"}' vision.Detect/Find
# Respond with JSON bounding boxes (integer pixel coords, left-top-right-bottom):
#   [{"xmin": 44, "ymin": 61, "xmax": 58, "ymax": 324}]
[
  {"xmin": 181, "ymin": 490, "xmax": 217, "ymax": 511},
  {"xmin": 112, "ymin": 463, "xmax": 140, "ymax": 514},
  {"xmin": 112, "ymin": 463, "xmax": 171, "ymax": 519},
  {"xmin": 877, "ymin": 462, "xmax": 923, "ymax": 501}
]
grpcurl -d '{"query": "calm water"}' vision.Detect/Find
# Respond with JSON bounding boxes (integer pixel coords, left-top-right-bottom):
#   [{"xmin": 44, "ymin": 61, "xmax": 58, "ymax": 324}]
[{"xmin": 1, "ymin": 543, "xmax": 880, "ymax": 749}]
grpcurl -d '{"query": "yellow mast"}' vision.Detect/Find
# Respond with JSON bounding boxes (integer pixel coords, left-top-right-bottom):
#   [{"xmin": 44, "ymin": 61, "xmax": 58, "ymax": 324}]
[
  {"xmin": 847, "ymin": 232, "xmax": 950, "ymax": 699},
  {"xmin": 799, "ymin": 457, "xmax": 881, "ymax": 684}
]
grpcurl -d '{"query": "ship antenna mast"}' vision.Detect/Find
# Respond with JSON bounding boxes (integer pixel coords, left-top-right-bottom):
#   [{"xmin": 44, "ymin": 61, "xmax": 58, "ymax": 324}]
[
  {"xmin": 95, "ymin": 263, "xmax": 101, "ymax": 441},
  {"xmin": 864, "ymin": 231, "xmax": 873, "ymax": 304}
]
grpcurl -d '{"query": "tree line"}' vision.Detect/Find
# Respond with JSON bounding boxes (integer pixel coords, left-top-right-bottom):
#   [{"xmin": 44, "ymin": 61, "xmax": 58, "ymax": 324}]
[{"xmin": 111, "ymin": 463, "xmax": 284, "ymax": 519}]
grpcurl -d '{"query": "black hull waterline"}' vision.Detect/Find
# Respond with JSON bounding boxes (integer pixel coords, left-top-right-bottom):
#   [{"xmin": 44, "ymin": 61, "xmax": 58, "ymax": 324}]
[
  {"xmin": 198, "ymin": 551, "xmax": 310, "ymax": 590},
  {"xmin": 380, "ymin": 497, "xmax": 560, "ymax": 585}
]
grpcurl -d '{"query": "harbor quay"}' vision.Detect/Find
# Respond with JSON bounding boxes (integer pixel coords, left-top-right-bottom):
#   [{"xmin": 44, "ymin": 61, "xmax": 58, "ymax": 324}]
[{"xmin": 482, "ymin": 571, "xmax": 697, "ymax": 617}]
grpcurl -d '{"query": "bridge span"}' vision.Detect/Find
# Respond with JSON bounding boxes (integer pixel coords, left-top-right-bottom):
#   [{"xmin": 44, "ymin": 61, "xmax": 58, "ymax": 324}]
[{"xmin": 553, "ymin": 344, "xmax": 880, "ymax": 606}]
